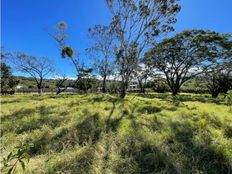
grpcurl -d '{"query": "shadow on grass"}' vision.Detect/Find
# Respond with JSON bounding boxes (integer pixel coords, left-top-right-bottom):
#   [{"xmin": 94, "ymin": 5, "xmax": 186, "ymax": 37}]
[
  {"xmin": 105, "ymin": 100, "xmax": 129, "ymax": 133},
  {"xmin": 1, "ymin": 105, "xmax": 63, "ymax": 136},
  {"xmin": 2, "ymin": 108, "xmax": 39, "ymax": 136},
  {"xmin": 170, "ymin": 121, "xmax": 232, "ymax": 173},
  {"xmin": 88, "ymin": 95, "xmax": 120, "ymax": 104},
  {"xmin": 137, "ymin": 93, "xmax": 225, "ymax": 105},
  {"xmin": 1, "ymin": 108, "xmax": 35, "ymax": 122},
  {"xmin": 137, "ymin": 105, "xmax": 162, "ymax": 114},
  {"xmin": 46, "ymin": 145, "xmax": 95, "ymax": 174},
  {"xmin": 6, "ymin": 94, "xmax": 229, "ymax": 173},
  {"xmin": 29, "ymin": 99, "xmax": 129, "ymax": 155},
  {"xmin": 112, "ymin": 112, "xmax": 179, "ymax": 174},
  {"xmin": 137, "ymin": 93, "xmax": 169, "ymax": 99},
  {"xmin": 1, "ymin": 98, "xmax": 22, "ymax": 104},
  {"xmin": 114, "ymin": 101, "xmax": 232, "ymax": 173},
  {"xmin": 29, "ymin": 109, "xmax": 104, "ymax": 155}
]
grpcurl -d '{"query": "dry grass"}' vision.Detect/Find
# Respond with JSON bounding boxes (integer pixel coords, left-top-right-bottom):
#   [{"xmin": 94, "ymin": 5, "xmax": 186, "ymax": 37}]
[{"xmin": 1, "ymin": 93, "xmax": 232, "ymax": 173}]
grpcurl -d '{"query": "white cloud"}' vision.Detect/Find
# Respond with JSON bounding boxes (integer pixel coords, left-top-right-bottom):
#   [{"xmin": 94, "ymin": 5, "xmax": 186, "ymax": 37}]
[{"xmin": 51, "ymin": 75, "xmax": 76, "ymax": 80}]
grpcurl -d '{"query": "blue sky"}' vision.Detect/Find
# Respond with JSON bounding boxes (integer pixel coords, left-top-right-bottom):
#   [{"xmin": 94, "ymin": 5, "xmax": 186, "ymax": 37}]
[{"xmin": 2, "ymin": 0, "xmax": 232, "ymax": 77}]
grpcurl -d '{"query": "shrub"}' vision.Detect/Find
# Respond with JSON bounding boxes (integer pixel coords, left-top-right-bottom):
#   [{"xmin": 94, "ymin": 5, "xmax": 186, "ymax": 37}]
[{"xmin": 2, "ymin": 142, "xmax": 34, "ymax": 174}]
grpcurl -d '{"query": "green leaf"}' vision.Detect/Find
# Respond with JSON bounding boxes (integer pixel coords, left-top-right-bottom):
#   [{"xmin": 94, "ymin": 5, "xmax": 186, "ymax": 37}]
[
  {"xmin": 24, "ymin": 153, "xmax": 31, "ymax": 162},
  {"xmin": 20, "ymin": 161, "xmax": 25, "ymax": 171},
  {"xmin": 7, "ymin": 152, "xmax": 12, "ymax": 160},
  {"xmin": 7, "ymin": 166, "xmax": 14, "ymax": 174}
]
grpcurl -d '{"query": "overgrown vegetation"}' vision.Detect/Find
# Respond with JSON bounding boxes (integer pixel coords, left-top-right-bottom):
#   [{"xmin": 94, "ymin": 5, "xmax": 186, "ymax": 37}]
[{"xmin": 1, "ymin": 93, "xmax": 232, "ymax": 173}]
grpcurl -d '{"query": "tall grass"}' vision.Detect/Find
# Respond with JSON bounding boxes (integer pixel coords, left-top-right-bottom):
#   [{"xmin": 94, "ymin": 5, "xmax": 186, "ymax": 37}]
[{"xmin": 1, "ymin": 93, "xmax": 232, "ymax": 173}]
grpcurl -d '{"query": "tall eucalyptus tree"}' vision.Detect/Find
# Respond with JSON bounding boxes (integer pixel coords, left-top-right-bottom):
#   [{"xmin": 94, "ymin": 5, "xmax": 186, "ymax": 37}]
[{"xmin": 106, "ymin": 0, "xmax": 181, "ymax": 98}]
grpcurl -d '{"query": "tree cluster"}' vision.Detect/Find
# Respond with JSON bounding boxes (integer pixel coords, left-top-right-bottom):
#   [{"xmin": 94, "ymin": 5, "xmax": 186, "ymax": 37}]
[
  {"xmin": 2, "ymin": 1, "xmax": 232, "ymax": 98},
  {"xmin": 144, "ymin": 30, "xmax": 232, "ymax": 96}
]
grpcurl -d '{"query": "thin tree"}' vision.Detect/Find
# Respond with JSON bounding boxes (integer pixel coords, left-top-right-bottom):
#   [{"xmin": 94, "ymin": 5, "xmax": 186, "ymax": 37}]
[
  {"xmin": 105, "ymin": 0, "xmax": 181, "ymax": 98},
  {"xmin": 56, "ymin": 75, "xmax": 68, "ymax": 95},
  {"xmin": 87, "ymin": 25, "xmax": 115, "ymax": 93},
  {"xmin": 49, "ymin": 22, "xmax": 82, "ymax": 78},
  {"xmin": 10, "ymin": 53, "xmax": 54, "ymax": 94},
  {"xmin": 134, "ymin": 63, "xmax": 153, "ymax": 93},
  {"xmin": 49, "ymin": 22, "xmax": 95, "ymax": 93}
]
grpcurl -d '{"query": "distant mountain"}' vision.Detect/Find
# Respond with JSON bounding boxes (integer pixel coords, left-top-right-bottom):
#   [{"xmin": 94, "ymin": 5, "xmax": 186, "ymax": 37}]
[{"xmin": 14, "ymin": 76, "xmax": 76, "ymax": 89}]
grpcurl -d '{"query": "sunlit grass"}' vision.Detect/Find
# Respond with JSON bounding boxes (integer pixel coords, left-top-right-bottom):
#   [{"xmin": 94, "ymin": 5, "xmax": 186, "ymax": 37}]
[{"xmin": 1, "ymin": 93, "xmax": 232, "ymax": 173}]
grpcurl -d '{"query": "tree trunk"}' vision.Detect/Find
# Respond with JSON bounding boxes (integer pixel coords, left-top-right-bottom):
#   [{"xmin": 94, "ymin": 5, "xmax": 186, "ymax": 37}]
[
  {"xmin": 119, "ymin": 81, "xmax": 126, "ymax": 98},
  {"xmin": 56, "ymin": 90, "xmax": 61, "ymax": 95},
  {"xmin": 172, "ymin": 87, "xmax": 179, "ymax": 96},
  {"xmin": 140, "ymin": 87, "xmax": 145, "ymax": 93},
  {"xmin": 37, "ymin": 85, "xmax": 42, "ymax": 95},
  {"xmin": 172, "ymin": 91, "xmax": 178, "ymax": 96},
  {"xmin": 211, "ymin": 91, "xmax": 219, "ymax": 98},
  {"xmin": 142, "ymin": 87, "xmax": 145, "ymax": 93},
  {"xmin": 102, "ymin": 76, "xmax": 106, "ymax": 93},
  {"xmin": 138, "ymin": 80, "xmax": 143, "ymax": 93},
  {"xmin": 56, "ymin": 89, "xmax": 65, "ymax": 95}
]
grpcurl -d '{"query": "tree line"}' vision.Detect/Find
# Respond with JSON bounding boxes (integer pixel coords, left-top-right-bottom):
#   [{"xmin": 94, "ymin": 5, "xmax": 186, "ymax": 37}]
[{"xmin": 1, "ymin": 0, "xmax": 232, "ymax": 98}]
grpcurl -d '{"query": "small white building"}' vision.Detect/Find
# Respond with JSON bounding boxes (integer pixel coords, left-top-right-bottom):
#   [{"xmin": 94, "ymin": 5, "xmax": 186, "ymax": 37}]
[
  {"xmin": 67, "ymin": 87, "xmax": 74, "ymax": 90},
  {"xmin": 127, "ymin": 82, "xmax": 139, "ymax": 92},
  {"xmin": 16, "ymin": 84, "xmax": 23, "ymax": 89}
]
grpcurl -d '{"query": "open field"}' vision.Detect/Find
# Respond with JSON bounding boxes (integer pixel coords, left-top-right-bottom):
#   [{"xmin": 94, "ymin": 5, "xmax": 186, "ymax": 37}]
[{"xmin": 1, "ymin": 93, "xmax": 232, "ymax": 174}]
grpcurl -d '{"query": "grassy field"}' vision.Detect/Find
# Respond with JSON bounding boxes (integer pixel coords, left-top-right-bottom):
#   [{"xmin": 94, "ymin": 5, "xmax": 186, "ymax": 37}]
[{"xmin": 1, "ymin": 93, "xmax": 232, "ymax": 174}]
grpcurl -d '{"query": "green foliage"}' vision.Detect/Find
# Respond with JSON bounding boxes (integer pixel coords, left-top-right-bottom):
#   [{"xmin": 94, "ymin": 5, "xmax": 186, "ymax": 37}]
[
  {"xmin": 57, "ymin": 21, "xmax": 67, "ymax": 29},
  {"xmin": 144, "ymin": 30, "xmax": 232, "ymax": 96},
  {"xmin": 75, "ymin": 77, "xmax": 97, "ymax": 92},
  {"xmin": 151, "ymin": 78, "xmax": 170, "ymax": 93},
  {"xmin": 0, "ymin": 62, "xmax": 19, "ymax": 92},
  {"xmin": 61, "ymin": 46, "xmax": 74, "ymax": 58},
  {"xmin": 107, "ymin": 0, "xmax": 180, "ymax": 98},
  {"xmin": 2, "ymin": 142, "xmax": 34, "ymax": 174}
]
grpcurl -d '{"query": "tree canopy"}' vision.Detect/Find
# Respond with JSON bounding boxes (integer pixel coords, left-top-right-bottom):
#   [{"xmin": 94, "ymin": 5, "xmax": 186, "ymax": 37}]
[
  {"xmin": 106, "ymin": 0, "xmax": 181, "ymax": 98},
  {"xmin": 144, "ymin": 30, "xmax": 232, "ymax": 95}
]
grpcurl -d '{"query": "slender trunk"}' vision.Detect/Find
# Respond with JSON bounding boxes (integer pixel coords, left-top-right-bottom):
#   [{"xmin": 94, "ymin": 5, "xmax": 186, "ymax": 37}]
[
  {"xmin": 120, "ymin": 81, "xmax": 126, "ymax": 98},
  {"xmin": 56, "ymin": 90, "xmax": 61, "ymax": 95},
  {"xmin": 37, "ymin": 84, "xmax": 42, "ymax": 94},
  {"xmin": 210, "ymin": 77, "xmax": 219, "ymax": 98},
  {"xmin": 143, "ymin": 79, "xmax": 147, "ymax": 93},
  {"xmin": 37, "ymin": 78, "xmax": 43, "ymax": 95},
  {"xmin": 210, "ymin": 81, "xmax": 219, "ymax": 98},
  {"xmin": 140, "ymin": 86, "xmax": 145, "ymax": 93},
  {"xmin": 142, "ymin": 87, "xmax": 145, "ymax": 93},
  {"xmin": 56, "ymin": 88, "xmax": 66, "ymax": 95},
  {"xmin": 138, "ymin": 80, "xmax": 143, "ymax": 93},
  {"xmin": 102, "ymin": 76, "xmax": 106, "ymax": 93}
]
